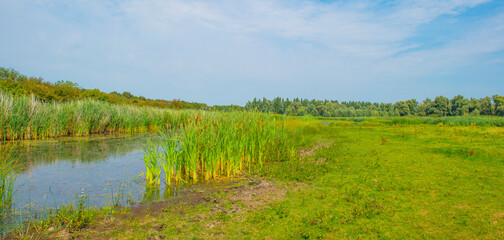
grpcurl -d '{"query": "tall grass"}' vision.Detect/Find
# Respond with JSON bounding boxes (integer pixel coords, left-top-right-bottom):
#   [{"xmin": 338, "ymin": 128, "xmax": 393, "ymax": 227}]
[
  {"xmin": 0, "ymin": 91, "xmax": 195, "ymax": 140},
  {"xmin": 142, "ymin": 111, "xmax": 298, "ymax": 185}
]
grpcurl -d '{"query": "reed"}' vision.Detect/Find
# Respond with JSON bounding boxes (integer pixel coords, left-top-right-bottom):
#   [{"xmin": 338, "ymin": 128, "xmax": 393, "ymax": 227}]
[
  {"xmin": 142, "ymin": 111, "xmax": 297, "ymax": 185},
  {"xmin": 142, "ymin": 139, "xmax": 162, "ymax": 186},
  {"xmin": 0, "ymin": 91, "xmax": 196, "ymax": 140}
]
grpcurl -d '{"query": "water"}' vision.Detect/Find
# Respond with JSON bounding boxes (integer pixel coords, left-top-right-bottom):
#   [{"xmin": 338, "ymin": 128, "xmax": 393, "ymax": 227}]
[{"xmin": 3, "ymin": 133, "xmax": 175, "ymax": 226}]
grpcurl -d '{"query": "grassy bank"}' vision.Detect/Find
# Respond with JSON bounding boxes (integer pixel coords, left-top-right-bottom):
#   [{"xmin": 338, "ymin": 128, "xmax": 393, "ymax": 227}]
[
  {"xmin": 3, "ymin": 117, "xmax": 504, "ymax": 239},
  {"xmin": 0, "ymin": 92, "xmax": 195, "ymax": 140},
  {"xmin": 32, "ymin": 118, "xmax": 503, "ymax": 239}
]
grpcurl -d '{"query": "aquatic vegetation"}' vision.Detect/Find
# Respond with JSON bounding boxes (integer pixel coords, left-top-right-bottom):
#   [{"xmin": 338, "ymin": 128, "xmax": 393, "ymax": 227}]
[
  {"xmin": 142, "ymin": 111, "xmax": 298, "ymax": 185},
  {"xmin": 6, "ymin": 195, "xmax": 104, "ymax": 239},
  {"xmin": 142, "ymin": 139, "xmax": 163, "ymax": 186},
  {"xmin": 0, "ymin": 143, "xmax": 19, "ymax": 220},
  {"xmin": 0, "ymin": 91, "xmax": 196, "ymax": 140},
  {"xmin": 42, "ymin": 119, "xmax": 504, "ymax": 239},
  {"xmin": 7, "ymin": 117, "xmax": 504, "ymax": 238}
]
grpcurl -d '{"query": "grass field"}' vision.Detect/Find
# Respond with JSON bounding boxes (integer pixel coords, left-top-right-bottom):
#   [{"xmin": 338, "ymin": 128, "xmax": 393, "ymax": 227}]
[{"xmin": 9, "ymin": 117, "xmax": 502, "ymax": 239}]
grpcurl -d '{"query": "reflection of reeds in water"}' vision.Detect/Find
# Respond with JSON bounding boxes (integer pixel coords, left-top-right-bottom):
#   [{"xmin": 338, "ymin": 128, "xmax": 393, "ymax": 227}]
[
  {"xmin": 0, "ymin": 144, "xmax": 20, "ymax": 222},
  {"xmin": 0, "ymin": 91, "xmax": 196, "ymax": 140},
  {"xmin": 12, "ymin": 134, "xmax": 153, "ymax": 174},
  {"xmin": 143, "ymin": 183, "xmax": 160, "ymax": 202},
  {"xmin": 142, "ymin": 184, "xmax": 178, "ymax": 203},
  {"xmin": 142, "ymin": 111, "xmax": 296, "ymax": 186}
]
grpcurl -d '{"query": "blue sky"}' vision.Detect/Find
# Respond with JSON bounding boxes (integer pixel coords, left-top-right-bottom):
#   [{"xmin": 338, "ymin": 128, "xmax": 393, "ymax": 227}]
[{"xmin": 0, "ymin": 0, "xmax": 503, "ymax": 105}]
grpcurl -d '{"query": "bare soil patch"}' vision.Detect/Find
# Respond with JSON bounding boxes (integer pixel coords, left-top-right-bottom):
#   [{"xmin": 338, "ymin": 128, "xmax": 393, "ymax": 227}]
[
  {"xmin": 297, "ymin": 142, "xmax": 331, "ymax": 156},
  {"xmin": 46, "ymin": 176, "xmax": 295, "ymax": 239}
]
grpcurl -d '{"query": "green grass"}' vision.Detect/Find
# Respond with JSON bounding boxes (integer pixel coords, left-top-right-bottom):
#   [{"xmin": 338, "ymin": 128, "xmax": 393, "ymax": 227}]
[
  {"xmin": 322, "ymin": 116, "xmax": 504, "ymax": 127},
  {"xmin": 245, "ymin": 122, "xmax": 504, "ymax": 239},
  {"xmin": 0, "ymin": 91, "xmax": 195, "ymax": 140},
  {"xmin": 4, "ymin": 194, "xmax": 124, "ymax": 239},
  {"xmin": 5, "ymin": 117, "xmax": 504, "ymax": 239},
  {"xmin": 65, "ymin": 118, "xmax": 504, "ymax": 239}
]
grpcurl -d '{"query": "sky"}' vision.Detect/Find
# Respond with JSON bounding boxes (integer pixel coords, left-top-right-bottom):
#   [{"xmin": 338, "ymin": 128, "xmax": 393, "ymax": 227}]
[{"xmin": 0, "ymin": 0, "xmax": 503, "ymax": 106}]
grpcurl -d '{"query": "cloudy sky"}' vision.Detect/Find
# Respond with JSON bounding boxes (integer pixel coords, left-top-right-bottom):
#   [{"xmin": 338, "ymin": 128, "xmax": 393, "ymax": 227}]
[{"xmin": 0, "ymin": 0, "xmax": 503, "ymax": 105}]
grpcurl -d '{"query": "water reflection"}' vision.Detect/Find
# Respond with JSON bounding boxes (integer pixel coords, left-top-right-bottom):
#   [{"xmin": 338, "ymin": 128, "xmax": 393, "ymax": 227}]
[
  {"xmin": 8, "ymin": 134, "xmax": 163, "ymax": 216},
  {"xmin": 15, "ymin": 134, "xmax": 148, "ymax": 172},
  {"xmin": 142, "ymin": 185, "xmax": 180, "ymax": 203}
]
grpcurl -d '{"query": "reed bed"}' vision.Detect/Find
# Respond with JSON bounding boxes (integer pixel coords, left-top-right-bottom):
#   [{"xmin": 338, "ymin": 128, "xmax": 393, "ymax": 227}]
[
  {"xmin": 0, "ymin": 92, "xmax": 195, "ymax": 140},
  {"xmin": 142, "ymin": 111, "xmax": 297, "ymax": 185}
]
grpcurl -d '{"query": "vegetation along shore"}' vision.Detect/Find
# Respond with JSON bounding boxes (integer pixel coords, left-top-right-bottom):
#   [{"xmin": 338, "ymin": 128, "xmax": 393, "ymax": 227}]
[{"xmin": 1, "ymin": 68, "xmax": 503, "ymax": 239}]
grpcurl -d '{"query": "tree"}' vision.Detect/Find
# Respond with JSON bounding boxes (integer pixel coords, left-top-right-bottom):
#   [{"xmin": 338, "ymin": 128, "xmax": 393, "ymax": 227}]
[
  {"xmin": 480, "ymin": 97, "xmax": 493, "ymax": 115},
  {"xmin": 494, "ymin": 95, "xmax": 504, "ymax": 117},
  {"xmin": 428, "ymin": 96, "xmax": 450, "ymax": 116},
  {"xmin": 450, "ymin": 95, "xmax": 469, "ymax": 116},
  {"xmin": 322, "ymin": 102, "xmax": 335, "ymax": 117},
  {"xmin": 394, "ymin": 101, "xmax": 410, "ymax": 116},
  {"xmin": 272, "ymin": 97, "xmax": 284, "ymax": 114},
  {"xmin": 290, "ymin": 102, "xmax": 301, "ymax": 111},
  {"xmin": 468, "ymin": 98, "xmax": 481, "ymax": 114},
  {"xmin": 285, "ymin": 105, "xmax": 295, "ymax": 116},
  {"xmin": 306, "ymin": 104, "xmax": 318, "ymax": 116},
  {"xmin": 121, "ymin": 91, "xmax": 135, "ymax": 99},
  {"xmin": 418, "ymin": 98, "xmax": 431, "ymax": 116},
  {"xmin": 169, "ymin": 99, "xmax": 183, "ymax": 110},
  {"xmin": 297, "ymin": 106, "xmax": 307, "ymax": 116},
  {"xmin": 405, "ymin": 99, "xmax": 418, "ymax": 115}
]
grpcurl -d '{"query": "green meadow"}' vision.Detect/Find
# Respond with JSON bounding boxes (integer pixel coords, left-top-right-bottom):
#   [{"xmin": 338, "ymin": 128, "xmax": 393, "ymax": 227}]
[{"xmin": 5, "ymin": 116, "xmax": 503, "ymax": 239}]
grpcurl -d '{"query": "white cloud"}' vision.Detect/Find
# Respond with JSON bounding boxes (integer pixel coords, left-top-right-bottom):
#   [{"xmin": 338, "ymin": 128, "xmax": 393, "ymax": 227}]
[
  {"xmin": 114, "ymin": 0, "xmax": 496, "ymax": 59},
  {"xmin": 0, "ymin": 0, "xmax": 502, "ymax": 104}
]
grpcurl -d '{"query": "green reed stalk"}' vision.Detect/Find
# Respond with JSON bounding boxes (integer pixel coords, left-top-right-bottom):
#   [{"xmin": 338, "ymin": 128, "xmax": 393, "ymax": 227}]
[
  {"xmin": 159, "ymin": 132, "xmax": 182, "ymax": 185},
  {"xmin": 142, "ymin": 140, "xmax": 162, "ymax": 186},
  {"xmin": 142, "ymin": 111, "xmax": 297, "ymax": 185}
]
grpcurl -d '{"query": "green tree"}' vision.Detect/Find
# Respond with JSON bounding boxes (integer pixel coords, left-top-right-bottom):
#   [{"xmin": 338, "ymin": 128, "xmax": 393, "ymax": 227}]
[
  {"xmin": 405, "ymin": 99, "xmax": 418, "ymax": 115},
  {"xmin": 418, "ymin": 98, "xmax": 431, "ymax": 117},
  {"xmin": 450, "ymin": 95, "xmax": 469, "ymax": 116},
  {"xmin": 394, "ymin": 101, "xmax": 410, "ymax": 116},
  {"xmin": 468, "ymin": 98, "xmax": 481, "ymax": 114},
  {"xmin": 493, "ymin": 95, "xmax": 504, "ymax": 116},
  {"xmin": 306, "ymin": 104, "xmax": 318, "ymax": 116},
  {"xmin": 480, "ymin": 97, "xmax": 493, "ymax": 115},
  {"xmin": 428, "ymin": 96, "xmax": 450, "ymax": 116}
]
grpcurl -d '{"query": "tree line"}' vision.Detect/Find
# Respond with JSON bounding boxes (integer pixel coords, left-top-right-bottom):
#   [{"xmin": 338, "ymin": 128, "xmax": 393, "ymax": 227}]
[
  {"xmin": 0, "ymin": 67, "xmax": 207, "ymax": 110},
  {"xmin": 2, "ymin": 67, "xmax": 502, "ymax": 117},
  {"xmin": 245, "ymin": 96, "xmax": 504, "ymax": 117}
]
